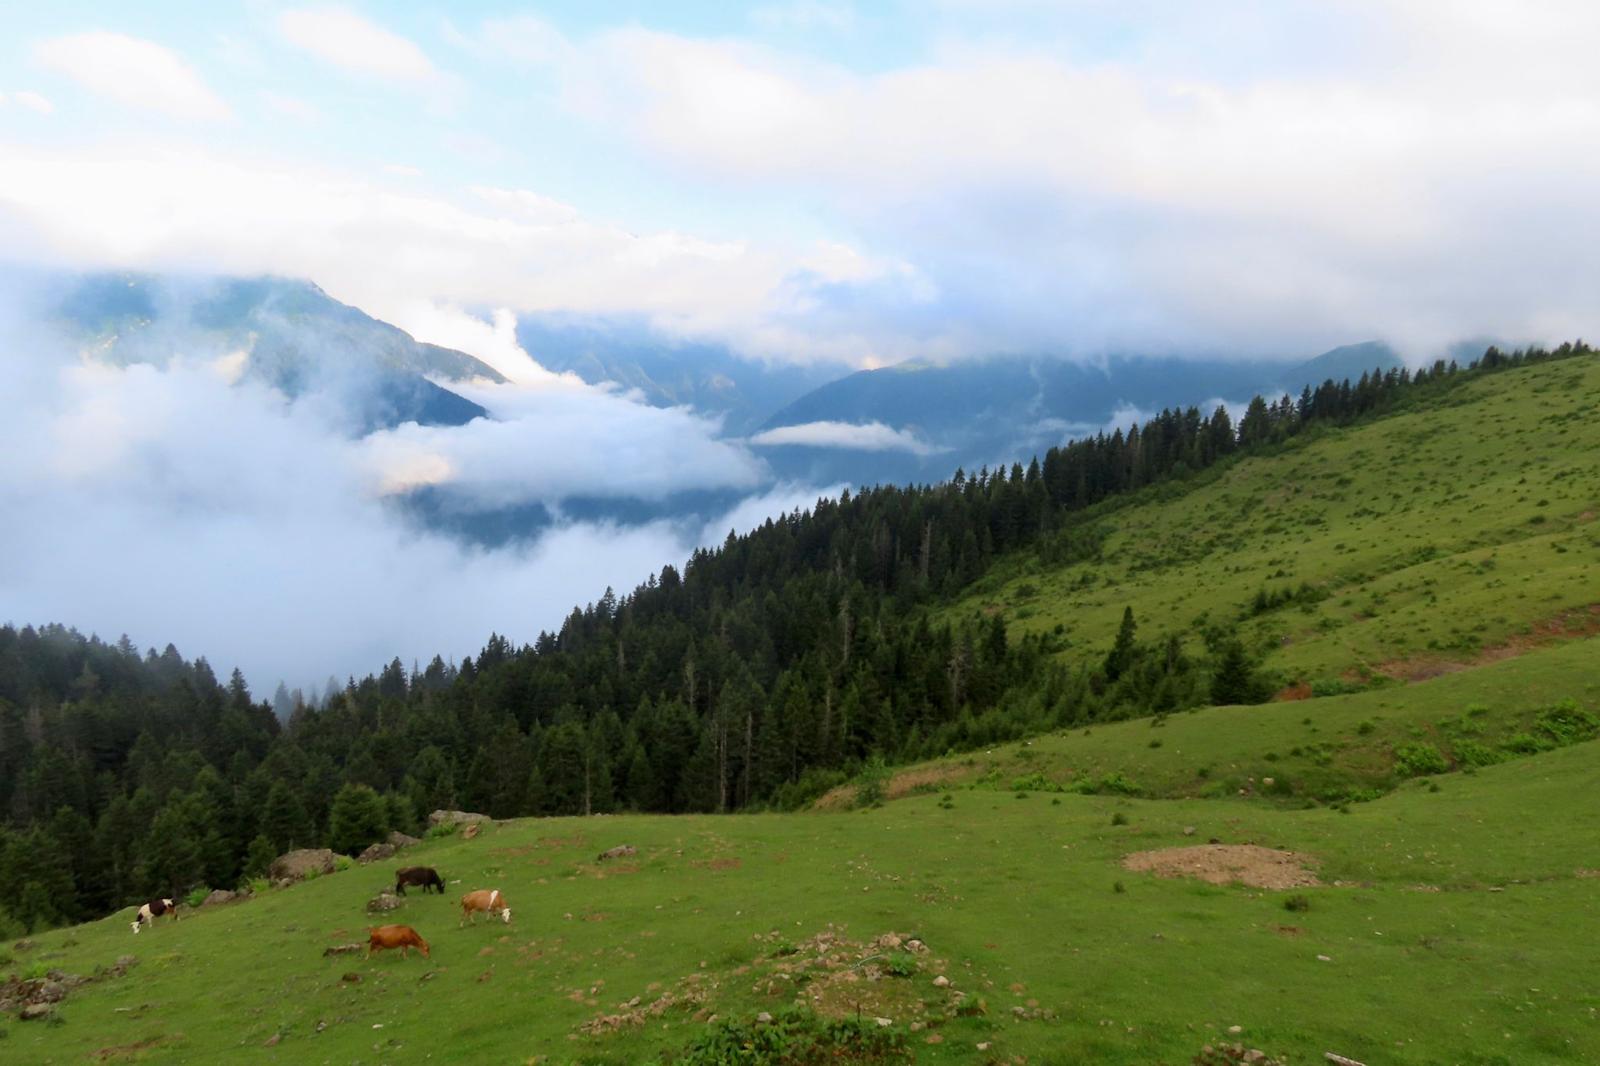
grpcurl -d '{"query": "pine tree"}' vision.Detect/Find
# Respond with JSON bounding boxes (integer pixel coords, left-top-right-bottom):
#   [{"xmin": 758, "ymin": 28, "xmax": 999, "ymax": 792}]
[
  {"xmin": 328, "ymin": 783, "xmax": 389, "ymax": 854},
  {"xmin": 1104, "ymin": 607, "xmax": 1138, "ymax": 681}
]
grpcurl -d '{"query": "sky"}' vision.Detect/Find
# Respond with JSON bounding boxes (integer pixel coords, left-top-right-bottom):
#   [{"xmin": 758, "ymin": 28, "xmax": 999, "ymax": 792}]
[
  {"xmin": 2, "ymin": 0, "xmax": 1597, "ymax": 364},
  {"xmin": 2, "ymin": 1, "xmax": 1598, "ymax": 691}
]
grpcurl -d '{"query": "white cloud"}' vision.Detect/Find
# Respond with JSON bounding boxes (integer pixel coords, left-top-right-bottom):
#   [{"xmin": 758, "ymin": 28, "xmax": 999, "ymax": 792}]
[
  {"xmin": 1, "ymin": 90, "xmax": 55, "ymax": 115},
  {"xmin": 258, "ymin": 90, "xmax": 322, "ymax": 122},
  {"xmin": 0, "ymin": 143, "xmax": 893, "ymax": 364},
  {"xmin": 752, "ymin": 2, "xmax": 857, "ymax": 33},
  {"xmin": 538, "ymin": 4, "xmax": 1600, "ymax": 356},
  {"xmin": 383, "ymin": 162, "xmax": 423, "ymax": 178},
  {"xmin": 280, "ymin": 8, "xmax": 440, "ymax": 84},
  {"xmin": 33, "ymin": 32, "xmax": 230, "ymax": 121},
  {"xmin": 749, "ymin": 420, "xmax": 942, "ymax": 455},
  {"xmin": 0, "ymin": 300, "xmax": 817, "ymax": 688}
]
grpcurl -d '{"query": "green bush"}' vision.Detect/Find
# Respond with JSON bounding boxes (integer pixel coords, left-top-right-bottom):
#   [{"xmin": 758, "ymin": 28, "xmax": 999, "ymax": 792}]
[
  {"xmin": 1453, "ymin": 740, "xmax": 1503, "ymax": 768},
  {"xmin": 659, "ymin": 1006, "xmax": 907, "ymax": 1064},
  {"xmin": 425, "ymin": 822, "xmax": 459, "ymax": 840},
  {"xmin": 184, "ymin": 886, "xmax": 210, "ymax": 908},
  {"xmin": 1394, "ymin": 743, "xmax": 1450, "ymax": 776},
  {"xmin": 1283, "ymin": 894, "xmax": 1311, "ymax": 913},
  {"xmin": 855, "ymin": 756, "xmax": 890, "ymax": 809},
  {"xmin": 1536, "ymin": 699, "xmax": 1599, "ymax": 746}
]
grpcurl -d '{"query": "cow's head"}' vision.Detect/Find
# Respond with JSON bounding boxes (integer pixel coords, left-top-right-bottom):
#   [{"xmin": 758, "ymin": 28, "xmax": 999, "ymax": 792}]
[
  {"xmin": 131, "ymin": 920, "xmax": 143, "ymax": 934},
  {"xmin": 500, "ymin": 907, "xmax": 512, "ymax": 924}
]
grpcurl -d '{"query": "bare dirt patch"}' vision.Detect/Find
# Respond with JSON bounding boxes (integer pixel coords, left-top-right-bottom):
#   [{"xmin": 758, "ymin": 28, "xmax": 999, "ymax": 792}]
[
  {"xmin": 1377, "ymin": 603, "xmax": 1600, "ymax": 681},
  {"xmin": 1122, "ymin": 845, "xmax": 1321, "ymax": 889},
  {"xmin": 815, "ymin": 763, "xmax": 968, "ymax": 811}
]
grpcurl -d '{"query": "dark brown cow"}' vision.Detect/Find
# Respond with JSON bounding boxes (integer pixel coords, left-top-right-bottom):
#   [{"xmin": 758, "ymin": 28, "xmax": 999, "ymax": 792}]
[
  {"xmin": 367, "ymin": 924, "xmax": 430, "ymax": 959},
  {"xmin": 394, "ymin": 866, "xmax": 445, "ymax": 896}
]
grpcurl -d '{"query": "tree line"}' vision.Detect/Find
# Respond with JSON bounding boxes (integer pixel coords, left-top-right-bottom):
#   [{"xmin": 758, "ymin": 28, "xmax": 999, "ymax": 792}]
[{"xmin": 1, "ymin": 340, "xmax": 1590, "ymax": 932}]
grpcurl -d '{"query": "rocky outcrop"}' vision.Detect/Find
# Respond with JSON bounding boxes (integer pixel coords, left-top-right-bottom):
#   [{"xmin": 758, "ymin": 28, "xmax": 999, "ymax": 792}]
[
  {"xmin": 268, "ymin": 848, "xmax": 336, "ymax": 882},
  {"xmin": 366, "ymin": 892, "xmax": 403, "ymax": 914},
  {"xmin": 597, "ymin": 844, "xmax": 637, "ymax": 861},
  {"xmin": 358, "ymin": 842, "xmax": 397, "ymax": 864},
  {"xmin": 387, "ymin": 830, "xmax": 421, "ymax": 848},
  {"xmin": 428, "ymin": 809, "xmax": 490, "ymax": 829}
]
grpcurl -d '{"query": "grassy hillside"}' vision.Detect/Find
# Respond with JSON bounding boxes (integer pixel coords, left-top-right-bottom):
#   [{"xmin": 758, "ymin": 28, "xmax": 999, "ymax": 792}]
[
  {"xmin": 954, "ymin": 354, "xmax": 1600, "ymax": 685},
  {"xmin": 4, "ymin": 691, "xmax": 1597, "ymax": 1064},
  {"xmin": 7, "ymin": 352, "xmax": 1599, "ymax": 1063}
]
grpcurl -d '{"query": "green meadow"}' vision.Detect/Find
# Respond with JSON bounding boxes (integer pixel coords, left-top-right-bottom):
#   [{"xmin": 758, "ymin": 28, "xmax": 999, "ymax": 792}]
[
  {"xmin": 5, "ymin": 354, "xmax": 1599, "ymax": 1064},
  {"xmin": 953, "ymin": 355, "xmax": 1600, "ymax": 684}
]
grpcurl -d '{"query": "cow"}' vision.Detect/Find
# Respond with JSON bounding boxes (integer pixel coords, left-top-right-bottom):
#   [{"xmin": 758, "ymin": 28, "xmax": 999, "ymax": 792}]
[
  {"xmin": 394, "ymin": 866, "xmax": 445, "ymax": 896},
  {"xmin": 367, "ymin": 924, "xmax": 430, "ymax": 959},
  {"xmin": 459, "ymin": 888, "xmax": 512, "ymax": 926},
  {"xmin": 131, "ymin": 898, "xmax": 178, "ymax": 934}
]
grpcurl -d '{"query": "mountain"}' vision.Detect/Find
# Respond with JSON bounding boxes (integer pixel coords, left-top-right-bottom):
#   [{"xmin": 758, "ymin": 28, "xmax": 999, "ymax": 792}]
[
  {"xmin": 516, "ymin": 316, "xmax": 844, "ymax": 435},
  {"xmin": 54, "ymin": 273, "xmax": 504, "ymax": 432},
  {"xmin": 4, "ymin": 343, "xmax": 1597, "ymax": 1063},
  {"xmin": 754, "ymin": 347, "xmax": 1415, "ymax": 487}
]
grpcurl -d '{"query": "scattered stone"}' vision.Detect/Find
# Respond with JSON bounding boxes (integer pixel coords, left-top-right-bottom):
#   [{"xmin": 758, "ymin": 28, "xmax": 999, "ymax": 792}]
[
  {"xmin": 874, "ymin": 1016, "xmax": 893, "ymax": 1027},
  {"xmin": 428, "ymin": 809, "xmax": 490, "ymax": 829},
  {"xmin": 933, "ymin": 975, "xmax": 951, "ymax": 988},
  {"xmin": 358, "ymin": 842, "xmax": 397, "ymax": 864},
  {"xmin": 1228, "ymin": 1025, "xmax": 1243, "ymax": 1034},
  {"xmin": 597, "ymin": 845, "xmax": 637, "ymax": 861},
  {"xmin": 387, "ymin": 830, "xmax": 421, "ymax": 848},
  {"xmin": 13, "ymin": 939, "xmax": 36, "ymax": 952},
  {"xmin": 269, "ymin": 848, "xmax": 337, "ymax": 882},
  {"xmin": 756, "ymin": 1011, "xmax": 773, "ymax": 1024},
  {"xmin": 925, "ymin": 1033, "xmax": 944, "ymax": 1045},
  {"xmin": 1183, "ymin": 826, "xmax": 1197, "ymax": 836},
  {"xmin": 977, "ymin": 1041, "xmax": 992, "ymax": 1051},
  {"xmin": 20, "ymin": 1002, "xmax": 55, "ymax": 1021},
  {"xmin": 1316, "ymin": 954, "xmax": 1332, "ymax": 962},
  {"xmin": 342, "ymin": 973, "xmax": 361, "ymax": 983},
  {"xmin": 263, "ymin": 1032, "xmax": 282, "ymax": 1047},
  {"xmin": 366, "ymin": 892, "xmax": 403, "ymax": 914},
  {"xmin": 323, "ymin": 944, "xmax": 364, "ymax": 957},
  {"xmin": 202, "ymin": 888, "xmax": 241, "ymax": 907},
  {"xmin": 1262, "ymin": 777, "xmax": 1275, "ymax": 788}
]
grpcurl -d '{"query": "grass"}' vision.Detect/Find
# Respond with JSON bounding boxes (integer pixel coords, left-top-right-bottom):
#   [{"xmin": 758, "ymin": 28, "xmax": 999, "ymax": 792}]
[
  {"xmin": 5, "ymin": 357, "xmax": 1599, "ymax": 1063},
  {"xmin": 3, "ymin": 679, "xmax": 1598, "ymax": 1063},
  {"xmin": 952, "ymin": 356, "xmax": 1600, "ymax": 685}
]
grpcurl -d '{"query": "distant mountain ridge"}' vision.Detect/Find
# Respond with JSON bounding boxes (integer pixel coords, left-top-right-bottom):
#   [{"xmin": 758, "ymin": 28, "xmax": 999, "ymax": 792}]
[{"xmin": 55, "ymin": 273, "xmax": 504, "ymax": 432}]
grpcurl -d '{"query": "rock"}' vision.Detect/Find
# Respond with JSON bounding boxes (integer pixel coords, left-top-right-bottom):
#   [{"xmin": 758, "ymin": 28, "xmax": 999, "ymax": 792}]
[
  {"xmin": 755, "ymin": 1011, "xmax": 773, "ymax": 1024},
  {"xmin": 323, "ymin": 943, "xmax": 364, "ymax": 957},
  {"xmin": 597, "ymin": 845, "xmax": 637, "ymax": 861},
  {"xmin": 1183, "ymin": 826, "xmax": 1197, "ymax": 836},
  {"xmin": 1229, "ymin": 1025, "xmax": 1243, "ymax": 1034},
  {"xmin": 263, "ymin": 1033, "xmax": 282, "ymax": 1047},
  {"xmin": 366, "ymin": 892, "xmax": 403, "ymax": 914},
  {"xmin": 20, "ymin": 1002, "xmax": 55, "ymax": 1021},
  {"xmin": 202, "ymin": 889, "xmax": 239, "ymax": 907},
  {"xmin": 427, "ymin": 809, "xmax": 490, "ymax": 829},
  {"xmin": 874, "ymin": 1016, "xmax": 893, "ymax": 1027},
  {"xmin": 1316, "ymin": 954, "xmax": 1332, "ymax": 962},
  {"xmin": 268, "ymin": 848, "xmax": 336, "ymax": 882},
  {"xmin": 1263, "ymin": 777, "xmax": 1276, "ymax": 788},
  {"xmin": 12, "ymin": 939, "xmax": 36, "ymax": 953},
  {"xmin": 933, "ymin": 975, "xmax": 951, "ymax": 988},
  {"xmin": 341, "ymin": 972, "xmax": 361, "ymax": 983},
  {"xmin": 924, "ymin": 1033, "xmax": 944, "ymax": 1045},
  {"xmin": 977, "ymin": 1041, "xmax": 991, "ymax": 1051},
  {"xmin": 462, "ymin": 824, "xmax": 481, "ymax": 840},
  {"xmin": 387, "ymin": 830, "xmax": 420, "ymax": 848},
  {"xmin": 358, "ymin": 842, "xmax": 396, "ymax": 864},
  {"xmin": 34, "ymin": 979, "xmax": 67, "ymax": 1003}
]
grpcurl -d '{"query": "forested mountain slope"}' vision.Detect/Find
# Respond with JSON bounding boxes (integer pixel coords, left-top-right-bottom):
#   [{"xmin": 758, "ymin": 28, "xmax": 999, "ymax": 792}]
[{"xmin": 1, "ymin": 343, "xmax": 1594, "ymax": 936}]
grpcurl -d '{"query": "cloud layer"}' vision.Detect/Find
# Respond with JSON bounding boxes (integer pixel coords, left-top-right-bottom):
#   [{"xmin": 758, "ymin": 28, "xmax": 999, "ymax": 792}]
[{"xmin": 0, "ymin": 295, "xmax": 827, "ymax": 690}]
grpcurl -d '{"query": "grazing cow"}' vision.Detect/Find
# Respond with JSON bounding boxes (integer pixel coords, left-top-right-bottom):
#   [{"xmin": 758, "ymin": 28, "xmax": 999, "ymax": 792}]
[
  {"xmin": 459, "ymin": 888, "xmax": 512, "ymax": 926},
  {"xmin": 367, "ymin": 924, "xmax": 430, "ymax": 959},
  {"xmin": 394, "ymin": 866, "xmax": 445, "ymax": 896},
  {"xmin": 131, "ymin": 898, "xmax": 178, "ymax": 934}
]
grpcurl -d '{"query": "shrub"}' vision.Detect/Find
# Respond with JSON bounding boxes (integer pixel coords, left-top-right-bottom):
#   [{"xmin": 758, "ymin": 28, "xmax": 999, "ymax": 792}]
[
  {"xmin": 1113, "ymin": 881, "xmax": 1126, "ymax": 894},
  {"xmin": 855, "ymin": 756, "xmax": 890, "ymax": 809},
  {"xmin": 1453, "ymin": 740, "xmax": 1502, "ymax": 767},
  {"xmin": 1283, "ymin": 894, "xmax": 1311, "ymax": 913},
  {"xmin": 1011, "ymin": 772, "xmax": 1063, "ymax": 793},
  {"xmin": 1356, "ymin": 720, "xmax": 1376, "ymax": 736},
  {"xmin": 881, "ymin": 952, "xmax": 917, "ymax": 977},
  {"xmin": 1111, "ymin": 812, "xmax": 1129, "ymax": 826},
  {"xmin": 184, "ymin": 886, "xmax": 210, "ymax": 908},
  {"xmin": 425, "ymin": 822, "xmax": 459, "ymax": 840},
  {"xmin": 660, "ymin": 1006, "xmax": 907, "ymax": 1064},
  {"xmin": 1394, "ymin": 743, "xmax": 1449, "ymax": 776},
  {"xmin": 1536, "ymin": 699, "xmax": 1599, "ymax": 746}
]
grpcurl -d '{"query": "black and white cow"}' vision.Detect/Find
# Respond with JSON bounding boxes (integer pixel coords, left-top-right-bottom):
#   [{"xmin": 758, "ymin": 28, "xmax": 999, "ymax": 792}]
[{"xmin": 131, "ymin": 897, "xmax": 178, "ymax": 934}]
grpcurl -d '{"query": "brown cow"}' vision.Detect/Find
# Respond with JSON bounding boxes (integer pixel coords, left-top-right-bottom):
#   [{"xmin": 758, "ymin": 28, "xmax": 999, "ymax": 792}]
[
  {"xmin": 459, "ymin": 888, "xmax": 511, "ymax": 926},
  {"xmin": 367, "ymin": 924, "xmax": 430, "ymax": 959}
]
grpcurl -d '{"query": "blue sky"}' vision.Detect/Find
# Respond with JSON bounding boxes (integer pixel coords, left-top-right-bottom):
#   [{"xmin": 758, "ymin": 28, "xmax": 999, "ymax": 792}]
[{"xmin": 3, "ymin": 1, "xmax": 1598, "ymax": 366}]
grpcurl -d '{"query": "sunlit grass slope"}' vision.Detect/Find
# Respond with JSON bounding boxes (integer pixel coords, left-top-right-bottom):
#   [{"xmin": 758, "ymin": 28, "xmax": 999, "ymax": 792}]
[
  {"xmin": 4, "ymin": 694, "xmax": 1598, "ymax": 1064},
  {"xmin": 955, "ymin": 355, "xmax": 1600, "ymax": 684}
]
